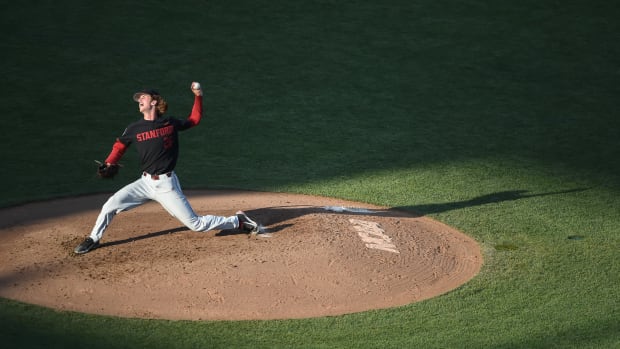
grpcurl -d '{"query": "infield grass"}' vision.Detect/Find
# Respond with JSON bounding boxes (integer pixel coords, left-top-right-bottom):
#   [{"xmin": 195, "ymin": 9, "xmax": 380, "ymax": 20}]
[{"xmin": 1, "ymin": 0, "xmax": 619, "ymax": 348}]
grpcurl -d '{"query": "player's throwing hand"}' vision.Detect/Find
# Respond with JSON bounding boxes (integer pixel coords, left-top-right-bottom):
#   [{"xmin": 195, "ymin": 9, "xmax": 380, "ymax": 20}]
[{"xmin": 191, "ymin": 81, "xmax": 202, "ymax": 96}]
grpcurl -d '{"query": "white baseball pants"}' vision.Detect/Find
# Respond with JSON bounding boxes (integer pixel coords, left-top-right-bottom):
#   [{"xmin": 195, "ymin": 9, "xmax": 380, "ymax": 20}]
[{"xmin": 89, "ymin": 172, "xmax": 239, "ymax": 242}]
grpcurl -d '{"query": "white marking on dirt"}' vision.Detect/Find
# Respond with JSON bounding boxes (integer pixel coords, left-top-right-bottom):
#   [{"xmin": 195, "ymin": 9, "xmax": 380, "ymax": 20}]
[{"xmin": 349, "ymin": 219, "xmax": 399, "ymax": 254}]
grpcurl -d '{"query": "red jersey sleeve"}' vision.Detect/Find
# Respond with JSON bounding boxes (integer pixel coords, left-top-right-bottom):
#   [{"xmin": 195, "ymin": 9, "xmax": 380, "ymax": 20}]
[
  {"xmin": 185, "ymin": 95, "xmax": 203, "ymax": 128},
  {"xmin": 104, "ymin": 139, "xmax": 128, "ymax": 164}
]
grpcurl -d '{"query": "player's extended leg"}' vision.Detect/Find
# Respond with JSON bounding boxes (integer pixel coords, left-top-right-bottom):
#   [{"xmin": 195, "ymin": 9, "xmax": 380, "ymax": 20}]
[
  {"xmin": 74, "ymin": 178, "xmax": 151, "ymax": 254},
  {"xmin": 90, "ymin": 178, "xmax": 152, "ymax": 240},
  {"xmin": 151, "ymin": 173, "xmax": 239, "ymax": 232}
]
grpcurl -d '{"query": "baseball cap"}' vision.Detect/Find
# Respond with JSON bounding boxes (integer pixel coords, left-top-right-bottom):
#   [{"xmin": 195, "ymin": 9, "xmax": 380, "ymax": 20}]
[{"xmin": 133, "ymin": 89, "xmax": 160, "ymax": 102}]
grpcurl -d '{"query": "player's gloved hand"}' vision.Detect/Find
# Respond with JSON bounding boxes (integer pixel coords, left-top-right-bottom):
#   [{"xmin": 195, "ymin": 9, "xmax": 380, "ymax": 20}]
[{"xmin": 96, "ymin": 161, "xmax": 120, "ymax": 179}]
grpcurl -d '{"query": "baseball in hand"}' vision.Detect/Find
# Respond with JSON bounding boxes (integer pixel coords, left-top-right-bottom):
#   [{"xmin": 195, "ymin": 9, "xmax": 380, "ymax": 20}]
[{"xmin": 192, "ymin": 82, "xmax": 201, "ymax": 90}]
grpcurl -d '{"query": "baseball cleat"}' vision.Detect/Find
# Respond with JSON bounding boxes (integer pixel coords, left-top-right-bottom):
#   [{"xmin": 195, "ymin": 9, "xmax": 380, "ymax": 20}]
[
  {"xmin": 74, "ymin": 237, "xmax": 100, "ymax": 254},
  {"xmin": 236, "ymin": 211, "xmax": 260, "ymax": 237}
]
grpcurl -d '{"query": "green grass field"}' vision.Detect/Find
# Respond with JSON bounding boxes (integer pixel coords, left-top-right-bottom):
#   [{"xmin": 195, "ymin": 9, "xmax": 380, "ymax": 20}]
[{"xmin": 1, "ymin": 1, "xmax": 619, "ymax": 348}]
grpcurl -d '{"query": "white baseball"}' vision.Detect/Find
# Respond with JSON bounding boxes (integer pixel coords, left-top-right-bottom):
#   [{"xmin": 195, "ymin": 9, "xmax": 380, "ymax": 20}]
[{"xmin": 192, "ymin": 82, "xmax": 201, "ymax": 90}]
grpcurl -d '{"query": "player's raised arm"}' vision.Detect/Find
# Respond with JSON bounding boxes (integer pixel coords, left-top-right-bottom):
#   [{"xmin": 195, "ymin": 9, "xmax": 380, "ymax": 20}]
[{"xmin": 186, "ymin": 82, "xmax": 203, "ymax": 127}]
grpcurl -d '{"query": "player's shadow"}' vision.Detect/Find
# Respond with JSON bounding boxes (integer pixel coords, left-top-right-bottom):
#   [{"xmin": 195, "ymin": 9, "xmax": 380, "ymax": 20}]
[
  {"xmin": 232, "ymin": 187, "xmax": 589, "ymax": 234},
  {"xmin": 395, "ymin": 188, "xmax": 589, "ymax": 215},
  {"xmin": 99, "ymin": 226, "xmax": 189, "ymax": 248},
  {"xmin": 222, "ymin": 205, "xmax": 416, "ymax": 235}
]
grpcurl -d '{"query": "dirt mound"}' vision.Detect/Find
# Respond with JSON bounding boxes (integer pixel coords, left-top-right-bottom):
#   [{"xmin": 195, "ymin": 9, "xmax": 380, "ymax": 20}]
[{"xmin": 0, "ymin": 190, "xmax": 482, "ymax": 320}]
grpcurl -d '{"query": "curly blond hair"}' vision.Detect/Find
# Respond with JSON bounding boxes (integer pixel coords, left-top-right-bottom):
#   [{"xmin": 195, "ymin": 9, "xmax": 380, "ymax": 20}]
[{"xmin": 152, "ymin": 95, "xmax": 168, "ymax": 115}]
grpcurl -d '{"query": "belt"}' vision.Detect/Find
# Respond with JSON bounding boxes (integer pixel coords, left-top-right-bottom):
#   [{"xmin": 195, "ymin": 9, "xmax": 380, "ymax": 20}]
[{"xmin": 143, "ymin": 172, "xmax": 172, "ymax": 180}]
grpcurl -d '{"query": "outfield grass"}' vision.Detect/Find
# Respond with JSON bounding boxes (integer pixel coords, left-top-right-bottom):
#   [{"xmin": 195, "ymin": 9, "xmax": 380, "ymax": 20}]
[{"xmin": 1, "ymin": 1, "xmax": 619, "ymax": 348}]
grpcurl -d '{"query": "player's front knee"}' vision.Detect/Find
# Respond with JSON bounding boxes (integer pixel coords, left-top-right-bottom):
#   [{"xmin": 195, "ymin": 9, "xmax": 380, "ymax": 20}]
[{"xmin": 185, "ymin": 218, "xmax": 203, "ymax": 232}]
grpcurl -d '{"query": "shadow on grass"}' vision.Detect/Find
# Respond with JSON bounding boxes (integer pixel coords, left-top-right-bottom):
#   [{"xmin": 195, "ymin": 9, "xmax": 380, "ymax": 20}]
[{"xmin": 396, "ymin": 188, "xmax": 590, "ymax": 215}]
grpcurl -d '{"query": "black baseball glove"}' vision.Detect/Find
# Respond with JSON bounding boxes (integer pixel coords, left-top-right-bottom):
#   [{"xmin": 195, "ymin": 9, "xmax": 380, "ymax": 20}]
[{"xmin": 96, "ymin": 161, "xmax": 120, "ymax": 179}]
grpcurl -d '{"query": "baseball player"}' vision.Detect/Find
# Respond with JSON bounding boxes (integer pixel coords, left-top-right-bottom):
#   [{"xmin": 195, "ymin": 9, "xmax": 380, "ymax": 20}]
[{"xmin": 74, "ymin": 82, "xmax": 260, "ymax": 254}]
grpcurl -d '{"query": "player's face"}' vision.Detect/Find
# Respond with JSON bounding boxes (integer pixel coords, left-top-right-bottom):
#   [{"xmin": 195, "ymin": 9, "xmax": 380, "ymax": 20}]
[{"xmin": 136, "ymin": 94, "xmax": 154, "ymax": 113}]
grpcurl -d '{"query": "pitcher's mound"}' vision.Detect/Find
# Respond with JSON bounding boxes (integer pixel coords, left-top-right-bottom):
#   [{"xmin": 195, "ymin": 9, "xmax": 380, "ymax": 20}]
[{"xmin": 0, "ymin": 190, "xmax": 482, "ymax": 320}]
